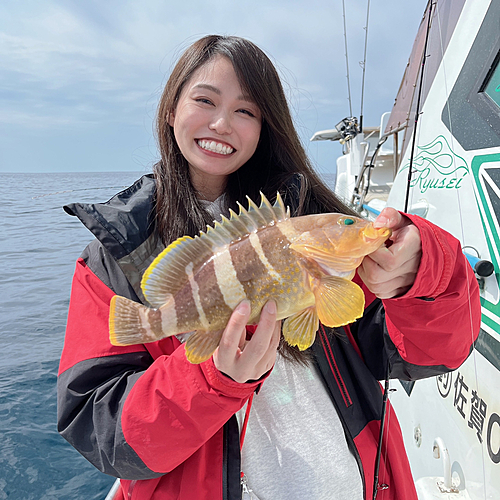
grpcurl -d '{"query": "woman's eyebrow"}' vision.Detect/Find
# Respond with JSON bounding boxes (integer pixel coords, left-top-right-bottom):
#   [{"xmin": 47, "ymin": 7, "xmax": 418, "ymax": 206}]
[
  {"xmin": 193, "ymin": 83, "xmax": 221, "ymax": 95},
  {"xmin": 192, "ymin": 83, "xmax": 255, "ymax": 103}
]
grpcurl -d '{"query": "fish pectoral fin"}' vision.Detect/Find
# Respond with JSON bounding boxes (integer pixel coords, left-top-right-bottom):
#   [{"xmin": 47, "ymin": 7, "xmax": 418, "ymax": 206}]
[
  {"xmin": 109, "ymin": 295, "xmax": 164, "ymax": 346},
  {"xmin": 185, "ymin": 329, "xmax": 224, "ymax": 364},
  {"xmin": 290, "ymin": 241, "xmax": 363, "ymax": 273},
  {"xmin": 282, "ymin": 307, "xmax": 319, "ymax": 351},
  {"xmin": 313, "ymin": 276, "xmax": 365, "ymax": 328}
]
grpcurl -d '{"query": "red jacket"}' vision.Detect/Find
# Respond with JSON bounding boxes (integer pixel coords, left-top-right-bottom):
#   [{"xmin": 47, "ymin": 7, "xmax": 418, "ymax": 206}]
[{"xmin": 57, "ymin": 175, "xmax": 480, "ymax": 499}]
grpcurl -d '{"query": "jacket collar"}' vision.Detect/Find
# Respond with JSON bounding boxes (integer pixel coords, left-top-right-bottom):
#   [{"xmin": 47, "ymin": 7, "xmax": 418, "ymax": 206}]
[{"xmin": 64, "ymin": 174, "xmax": 164, "ymax": 304}]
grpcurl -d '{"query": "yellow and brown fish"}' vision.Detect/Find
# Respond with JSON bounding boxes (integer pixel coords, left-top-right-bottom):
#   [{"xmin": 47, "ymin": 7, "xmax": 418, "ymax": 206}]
[{"xmin": 109, "ymin": 194, "xmax": 391, "ymax": 363}]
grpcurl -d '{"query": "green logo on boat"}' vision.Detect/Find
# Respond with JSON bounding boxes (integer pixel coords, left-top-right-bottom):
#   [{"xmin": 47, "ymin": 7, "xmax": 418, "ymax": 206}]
[
  {"xmin": 400, "ymin": 135, "xmax": 469, "ymax": 193},
  {"xmin": 471, "ymin": 153, "xmax": 500, "ymax": 310}
]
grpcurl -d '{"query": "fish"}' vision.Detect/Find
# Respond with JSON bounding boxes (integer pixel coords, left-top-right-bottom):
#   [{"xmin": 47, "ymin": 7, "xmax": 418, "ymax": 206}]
[{"xmin": 109, "ymin": 193, "xmax": 391, "ymax": 363}]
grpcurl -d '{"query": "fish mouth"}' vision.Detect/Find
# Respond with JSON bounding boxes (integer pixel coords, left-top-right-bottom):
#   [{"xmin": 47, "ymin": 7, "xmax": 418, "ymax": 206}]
[
  {"xmin": 363, "ymin": 225, "xmax": 392, "ymax": 241},
  {"xmin": 196, "ymin": 139, "xmax": 235, "ymax": 155}
]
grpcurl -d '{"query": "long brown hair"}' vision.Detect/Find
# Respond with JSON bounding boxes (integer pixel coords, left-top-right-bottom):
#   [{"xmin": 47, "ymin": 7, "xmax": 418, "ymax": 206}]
[{"xmin": 154, "ymin": 35, "xmax": 356, "ymax": 363}]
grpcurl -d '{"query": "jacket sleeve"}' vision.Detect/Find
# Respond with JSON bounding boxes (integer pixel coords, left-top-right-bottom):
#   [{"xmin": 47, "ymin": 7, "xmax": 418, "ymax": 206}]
[
  {"xmin": 57, "ymin": 241, "xmax": 258, "ymax": 479},
  {"xmin": 350, "ymin": 214, "xmax": 481, "ymax": 381}
]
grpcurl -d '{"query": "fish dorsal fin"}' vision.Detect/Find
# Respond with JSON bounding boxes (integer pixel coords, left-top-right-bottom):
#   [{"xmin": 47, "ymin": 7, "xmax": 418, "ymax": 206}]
[
  {"xmin": 141, "ymin": 235, "xmax": 212, "ymax": 308},
  {"xmin": 141, "ymin": 193, "xmax": 288, "ymax": 307}
]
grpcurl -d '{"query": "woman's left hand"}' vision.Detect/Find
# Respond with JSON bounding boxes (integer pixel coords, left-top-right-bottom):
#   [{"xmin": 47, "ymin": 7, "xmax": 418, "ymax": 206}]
[{"xmin": 357, "ymin": 208, "xmax": 422, "ymax": 299}]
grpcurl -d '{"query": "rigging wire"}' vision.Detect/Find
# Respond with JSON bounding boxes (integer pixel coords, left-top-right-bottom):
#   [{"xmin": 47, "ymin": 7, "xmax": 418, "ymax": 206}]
[
  {"xmin": 359, "ymin": 0, "xmax": 371, "ymax": 132},
  {"xmin": 342, "ymin": 0, "xmax": 353, "ymax": 117}
]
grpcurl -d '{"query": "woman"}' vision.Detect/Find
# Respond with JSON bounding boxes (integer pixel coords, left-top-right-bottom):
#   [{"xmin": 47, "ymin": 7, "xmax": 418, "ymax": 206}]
[{"xmin": 57, "ymin": 35, "xmax": 480, "ymax": 500}]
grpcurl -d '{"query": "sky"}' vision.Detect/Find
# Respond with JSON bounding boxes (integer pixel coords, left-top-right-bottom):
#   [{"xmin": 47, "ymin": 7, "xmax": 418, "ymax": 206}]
[{"xmin": 0, "ymin": 0, "xmax": 428, "ymax": 174}]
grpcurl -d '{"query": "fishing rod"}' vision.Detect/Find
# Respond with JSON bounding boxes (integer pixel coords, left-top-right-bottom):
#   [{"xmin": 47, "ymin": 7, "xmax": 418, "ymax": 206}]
[
  {"xmin": 404, "ymin": 1, "xmax": 434, "ymax": 213},
  {"xmin": 359, "ymin": 0, "xmax": 371, "ymax": 133},
  {"xmin": 373, "ymin": 365, "xmax": 391, "ymax": 500},
  {"xmin": 342, "ymin": 0, "xmax": 353, "ymax": 118},
  {"xmin": 372, "ymin": 3, "xmax": 434, "ymax": 499},
  {"xmin": 340, "ymin": 0, "xmax": 371, "ymax": 134},
  {"xmin": 31, "ymin": 186, "xmax": 130, "ymax": 199}
]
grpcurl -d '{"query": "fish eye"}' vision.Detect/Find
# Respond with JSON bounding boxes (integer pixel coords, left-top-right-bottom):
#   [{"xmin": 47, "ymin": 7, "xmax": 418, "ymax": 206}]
[{"xmin": 342, "ymin": 218, "xmax": 356, "ymax": 226}]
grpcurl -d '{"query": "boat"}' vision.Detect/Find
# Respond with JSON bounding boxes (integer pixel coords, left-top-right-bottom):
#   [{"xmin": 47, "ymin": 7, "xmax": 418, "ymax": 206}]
[
  {"xmin": 312, "ymin": 0, "xmax": 500, "ymax": 498},
  {"xmin": 105, "ymin": 479, "xmax": 121, "ymax": 500}
]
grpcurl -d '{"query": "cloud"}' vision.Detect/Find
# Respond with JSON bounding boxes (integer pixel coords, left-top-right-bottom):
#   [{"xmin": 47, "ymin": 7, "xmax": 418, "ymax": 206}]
[{"xmin": 0, "ymin": 0, "xmax": 427, "ymax": 171}]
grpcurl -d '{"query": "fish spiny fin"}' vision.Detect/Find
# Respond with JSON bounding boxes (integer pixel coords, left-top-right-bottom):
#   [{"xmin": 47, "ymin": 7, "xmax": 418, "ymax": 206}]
[
  {"xmin": 282, "ymin": 307, "xmax": 319, "ymax": 351},
  {"xmin": 141, "ymin": 235, "xmax": 213, "ymax": 308},
  {"xmin": 233, "ymin": 192, "xmax": 287, "ymax": 235},
  {"xmin": 313, "ymin": 276, "xmax": 365, "ymax": 328},
  {"xmin": 246, "ymin": 196, "xmax": 269, "ymax": 226},
  {"xmin": 184, "ymin": 330, "xmax": 224, "ymax": 364},
  {"xmin": 109, "ymin": 295, "xmax": 168, "ymax": 345},
  {"xmin": 141, "ymin": 193, "xmax": 288, "ymax": 308}
]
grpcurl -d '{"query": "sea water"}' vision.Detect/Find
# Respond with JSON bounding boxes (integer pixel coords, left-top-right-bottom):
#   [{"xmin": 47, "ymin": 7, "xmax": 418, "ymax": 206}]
[
  {"xmin": 0, "ymin": 170, "xmax": 336, "ymax": 500},
  {"xmin": 0, "ymin": 171, "xmax": 147, "ymax": 500}
]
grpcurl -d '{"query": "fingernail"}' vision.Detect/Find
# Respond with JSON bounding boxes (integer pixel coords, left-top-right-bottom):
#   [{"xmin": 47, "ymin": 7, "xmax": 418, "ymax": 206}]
[
  {"xmin": 265, "ymin": 300, "xmax": 276, "ymax": 314},
  {"xmin": 236, "ymin": 300, "xmax": 251, "ymax": 314},
  {"xmin": 373, "ymin": 216, "xmax": 388, "ymax": 228}
]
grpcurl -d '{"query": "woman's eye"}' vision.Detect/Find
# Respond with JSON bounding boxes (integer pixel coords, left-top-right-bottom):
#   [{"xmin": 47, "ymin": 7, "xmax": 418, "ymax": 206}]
[
  {"xmin": 196, "ymin": 98, "xmax": 213, "ymax": 105},
  {"xmin": 238, "ymin": 109, "xmax": 256, "ymax": 117}
]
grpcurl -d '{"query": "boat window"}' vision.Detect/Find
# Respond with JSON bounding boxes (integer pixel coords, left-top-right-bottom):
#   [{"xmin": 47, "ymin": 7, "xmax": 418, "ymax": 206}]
[
  {"xmin": 482, "ymin": 54, "xmax": 500, "ymax": 112},
  {"xmin": 441, "ymin": 0, "xmax": 500, "ymax": 151},
  {"xmin": 483, "ymin": 167, "xmax": 500, "ymax": 223}
]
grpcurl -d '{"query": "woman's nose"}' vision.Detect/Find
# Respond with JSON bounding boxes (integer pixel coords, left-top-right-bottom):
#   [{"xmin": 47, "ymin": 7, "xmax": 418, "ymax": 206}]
[{"xmin": 209, "ymin": 112, "xmax": 232, "ymax": 135}]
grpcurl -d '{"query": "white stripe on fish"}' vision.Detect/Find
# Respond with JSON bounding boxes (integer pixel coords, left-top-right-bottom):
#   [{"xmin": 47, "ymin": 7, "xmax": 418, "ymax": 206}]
[
  {"xmin": 249, "ymin": 232, "xmax": 282, "ymax": 283},
  {"xmin": 213, "ymin": 245, "xmax": 247, "ymax": 309}
]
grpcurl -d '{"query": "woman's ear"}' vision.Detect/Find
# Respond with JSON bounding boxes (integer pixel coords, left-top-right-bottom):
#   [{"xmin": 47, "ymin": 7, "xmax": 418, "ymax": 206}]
[{"xmin": 167, "ymin": 110, "xmax": 175, "ymax": 127}]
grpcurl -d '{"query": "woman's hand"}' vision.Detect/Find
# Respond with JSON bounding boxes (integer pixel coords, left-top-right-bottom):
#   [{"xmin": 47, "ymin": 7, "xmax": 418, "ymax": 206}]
[
  {"xmin": 358, "ymin": 208, "xmax": 422, "ymax": 299},
  {"xmin": 213, "ymin": 300, "xmax": 281, "ymax": 383}
]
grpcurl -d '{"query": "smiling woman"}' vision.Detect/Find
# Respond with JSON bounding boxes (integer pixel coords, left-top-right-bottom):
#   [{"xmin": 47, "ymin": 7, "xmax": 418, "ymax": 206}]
[
  {"xmin": 152, "ymin": 35, "xmax": 338, "ymax": 247},
  {"xmin": 57, "ymin": 34, "xmax": 480, "ymax": 500},
  {"xmin": 168, "ymin": 56, "xmax": 262, "ymax": 201}
]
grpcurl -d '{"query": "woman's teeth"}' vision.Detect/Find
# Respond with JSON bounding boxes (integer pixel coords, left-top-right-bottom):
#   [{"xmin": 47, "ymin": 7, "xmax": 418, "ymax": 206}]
[{"xmin": 197, "ymin": 140, "xmax": 234, "ymax": 155}]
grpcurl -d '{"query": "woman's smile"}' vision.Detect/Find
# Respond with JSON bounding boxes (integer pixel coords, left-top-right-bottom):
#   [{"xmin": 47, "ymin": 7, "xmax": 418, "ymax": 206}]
[{"xmin": 196, "ymin": 139, "xmax": 235, "ymax": 155}]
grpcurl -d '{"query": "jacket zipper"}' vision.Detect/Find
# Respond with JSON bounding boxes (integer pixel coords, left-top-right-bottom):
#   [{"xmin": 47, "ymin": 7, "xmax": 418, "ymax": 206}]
[
  {"xmin": 316, "ymin": 362, "xmax": 367, "ymax": 499},
  {"xmin": 319, "ymin": 326, "xmax": 352, "ymax": 406},
  {"xmin": 317, "ymin": 327, "xmax": 367, "ymax": 498}
]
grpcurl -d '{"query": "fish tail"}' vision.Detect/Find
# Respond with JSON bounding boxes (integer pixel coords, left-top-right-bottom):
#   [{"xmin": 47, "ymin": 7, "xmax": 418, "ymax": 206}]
[{"xmin": 109, "ymin": 295, "xmax": 167, "ymax": 346}]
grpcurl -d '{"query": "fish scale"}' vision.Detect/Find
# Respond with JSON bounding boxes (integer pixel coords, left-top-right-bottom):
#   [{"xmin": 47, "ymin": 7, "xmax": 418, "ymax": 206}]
[{"xmin": 109, "ymin": 193, "xmax": 391, "ymax": 363}]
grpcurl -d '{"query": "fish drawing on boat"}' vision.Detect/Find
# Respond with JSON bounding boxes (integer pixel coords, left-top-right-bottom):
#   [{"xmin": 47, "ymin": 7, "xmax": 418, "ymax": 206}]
[{"xmin": 109, "ymin": 193, "xmax": 391, "ymax": 363}]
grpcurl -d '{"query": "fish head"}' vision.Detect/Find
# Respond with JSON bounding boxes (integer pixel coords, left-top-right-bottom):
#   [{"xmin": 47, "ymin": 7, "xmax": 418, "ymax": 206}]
[{"xmin": 290, "ymin": 213, "xmax": 392, "ymax": 275}]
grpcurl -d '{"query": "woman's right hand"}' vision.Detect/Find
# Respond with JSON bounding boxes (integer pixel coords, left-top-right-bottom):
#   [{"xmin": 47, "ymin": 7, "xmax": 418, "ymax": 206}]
[{"xmin": 212, "ymin": 300, "xmax": 281, "ymax": 383}]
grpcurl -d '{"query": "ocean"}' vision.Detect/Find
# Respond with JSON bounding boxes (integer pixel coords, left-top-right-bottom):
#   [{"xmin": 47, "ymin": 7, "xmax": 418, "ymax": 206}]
[
  {"xmin": 0, "ymin": 171, "xmax": 148, "ymax": 500},
  {"xmin": 0, "ymin": 170, "xmax": 336, "ymax": 500}
]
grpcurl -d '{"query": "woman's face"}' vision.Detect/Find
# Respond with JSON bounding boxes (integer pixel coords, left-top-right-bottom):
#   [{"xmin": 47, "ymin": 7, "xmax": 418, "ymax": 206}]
[{"xmin": 169, "ymin": 56, "xmax": 262, "ymax": 201}]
